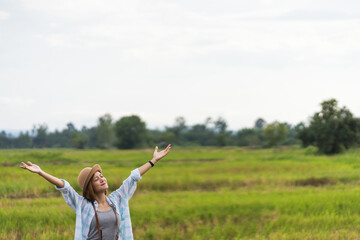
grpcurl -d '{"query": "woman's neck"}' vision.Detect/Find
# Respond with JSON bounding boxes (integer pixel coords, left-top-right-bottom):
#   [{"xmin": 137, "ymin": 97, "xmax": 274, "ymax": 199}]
[{"xmin": 94, "ymin": 192, "xmax": 107, "ymax": 205}]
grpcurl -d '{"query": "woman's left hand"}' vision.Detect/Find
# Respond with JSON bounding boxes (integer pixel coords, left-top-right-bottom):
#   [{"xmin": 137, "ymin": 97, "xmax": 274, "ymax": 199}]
[{"xmin": 153, "ymin": 144, "xmax": 171, "ymax": 162}]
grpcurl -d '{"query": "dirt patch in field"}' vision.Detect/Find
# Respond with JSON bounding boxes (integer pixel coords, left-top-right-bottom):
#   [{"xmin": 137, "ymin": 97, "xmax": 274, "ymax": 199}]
[
  {"xmin": 294, "ymin": 177, "xmax": 336, "ymax": 187},
  {"xmin": 138, "ymin": 179, "xmax": 261, "ymax": 192},
  {"xmin": 5, "ymin": 192, "xmax": 59, "ymax": 199},
  {"xmin": 2, "ymin": 161, "xmax": 17, "ymax": 167},
  {"xmin": 163, "ymin": 158, "xmax": 224, "ymax": 164}
]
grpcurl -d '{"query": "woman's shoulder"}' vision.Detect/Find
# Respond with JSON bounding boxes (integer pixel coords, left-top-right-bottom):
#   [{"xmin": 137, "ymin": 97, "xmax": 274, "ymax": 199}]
[{"xmin": 78, "ymin": 198, "xmax": 95, "ymax": 211}]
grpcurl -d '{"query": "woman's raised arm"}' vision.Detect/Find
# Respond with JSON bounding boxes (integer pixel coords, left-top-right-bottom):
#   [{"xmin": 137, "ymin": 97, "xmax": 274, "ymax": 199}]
[
  {"xmin": 138, "ymin": 144, "xmax": 171, "ymax": 176},
  {"xmin": 20, "ymin": 161, "xmax": 64, "ymax": 188}
]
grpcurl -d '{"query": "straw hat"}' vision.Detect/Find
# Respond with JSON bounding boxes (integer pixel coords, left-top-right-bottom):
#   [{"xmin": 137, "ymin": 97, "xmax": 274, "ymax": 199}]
[{"xmin": 78, "ymin": 164, "xmax": 102, "ymax": 197}]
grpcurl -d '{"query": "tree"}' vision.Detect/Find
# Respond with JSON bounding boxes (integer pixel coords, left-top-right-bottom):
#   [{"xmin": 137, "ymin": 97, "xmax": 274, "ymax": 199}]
[
  {"xmin": 297, "ymin": 99, "xmax": 359, "ymax": 154},
  {"xmin": 164, "ymin": 116, "xmax": 187, "ymax": 145},
  {"xmin": 255, "ymin": 118, "xmax": 266, "ymax": 129},
  {"xmin": 32, "ymin": 124, "xmax": 48, "ymax": 148},
  {"xmin": 14, "ymin": 131, "xmax": 32, "ymax": 148},
  {"xmin": 282, "ymin": 122, "xmax": 299, "ymax": 145},
  {"xmin": 96, "ymin": 114, "xmax": 114, "ymax": 149},
  {"xmin": 236, "ymin": 128, "xmax": 257, "ymax": 146},
  {"xmin": 71, "ymin": 132, "xmax": 88, "ymax": 149},
  {"xmin": 214, "ymin": 117, "xmax": 228, "ymax": 147},
  {"xmin": 62, "ymin": 122, "xmax": 77, "ymax": 147},
  {"xmin": 263, "ymin": 121, "xmax": 288, "ymax": 147},
  {"xmin": 114, "ymin": 115, "xmax": 146, "ymax": 149},
  {"xmin": 0, "ymin": 131, "xmax": 11, "ymax": 148},
  {"xmin": 185, "ymin": 119, "xmax": 216, "ymax": 146},
  {"xmin": 83, "ymin": 126, "xmax": 98, "ymax": 148},
  {"xmin": 158, "ymin": 131, "xmax": 175, "ymax": 146}
]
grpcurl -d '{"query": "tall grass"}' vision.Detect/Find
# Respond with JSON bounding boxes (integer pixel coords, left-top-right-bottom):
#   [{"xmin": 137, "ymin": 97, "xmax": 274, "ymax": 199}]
[{"xmin": 2, "ymin": 147, "xmax": 360, "ymax": 239}]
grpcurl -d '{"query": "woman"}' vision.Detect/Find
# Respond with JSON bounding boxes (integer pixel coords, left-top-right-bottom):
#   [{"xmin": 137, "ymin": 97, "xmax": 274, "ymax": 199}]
[{"xmin": 20, "ymin": 144, "xmax": 171, "ymax": 240}]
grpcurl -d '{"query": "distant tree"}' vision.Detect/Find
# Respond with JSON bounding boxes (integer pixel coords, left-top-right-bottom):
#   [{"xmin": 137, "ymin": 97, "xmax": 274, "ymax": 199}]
[
  {"xmin": 255, "ymin": 118, "xmax": 266, "ymax": 129},
  {"xmin": 84, "ymin": 126, "xmax": 98, "ymax": 148},
  {"xmin": 114, "ymin": 115, "xmax": 146, "ymax": 149},
  {"xmin": 32, "ymin": 124, "xmax": 48, "ymax": 148},
  {"xmin": 214, "ymin": 117, "xmax": 228, "ymax": 147},
  {"xmin": 66, "ymin": 122, "xmax": 76, "ymax": 133},
  {"xmin": 0, "ymin": 131, "xmax": 11, "ymax": 148},
  {"xmin": 297, "ymin": 99, "xmax": 359, "ymax": 154},
  {"xmin": 175, "ymin": 116, "xmax": 186, "ymax": 130},
  {"xmin": 282, "ymin": 122, "xmax": 299, "ymax": 145},
  {"xmin": 296, "ymin": 122, "xmax": 314, "ymax": 147},
  {"xmin": 185, "ymin": 120, "xmax": 216, "ymax": 146},
  {"xmin": 96, "ymin": 114, "xmax": 114, "ymax": 149},
  {"xmin": 158, "ymin": 131, "xmax": 175, "ymax": 146},
  {"xmin": 236, "ymin": 128, "xmax": 257, "ymax": 146},
  {"xmin": 46, "ymin": 128, "xmax": 70, "ymax": 148},
  {"xmin": 63, "ymin": 122, "xmax": 77, "ymax": 146},
  {"xmin": 205, "ymin": 117, "xmax": 212, "ymax": 127},
  {"xmin": 71, "ymin": 132, "xmax": 88, "ymax": 149},
  {"xmin": 165, "ymin": 116, "xmax": 187, "ymax": 145},
  {"xmin": 263, "ymin": 121, "xmax": 288, "ymax": 147},
  {"xmin": 15, "ymin": 131, "xmax": 32, "ymax": 148},
  {"xmin": 147, "ymin": 129, "xmax": 162, "ymax": 146}
]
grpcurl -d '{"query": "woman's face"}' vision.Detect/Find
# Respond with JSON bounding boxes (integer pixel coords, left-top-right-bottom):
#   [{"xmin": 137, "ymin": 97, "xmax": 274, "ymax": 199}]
[{"xmin": 91, "ymin": 171, "xmax": 108, "ymax": 193}]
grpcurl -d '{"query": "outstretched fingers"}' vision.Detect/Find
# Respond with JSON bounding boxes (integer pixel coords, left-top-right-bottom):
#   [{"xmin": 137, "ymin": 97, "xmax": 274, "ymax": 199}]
[
  {"xmin": 165, "ymin": 144, "xmax": 171, "ymax": 152},
  {"xmin": 161, "ymin": 144, "xmax": 171, "ymax": 155},
  {"xmin": 20, "ymin": 162, "xmax": 28, "ymax": 169}
]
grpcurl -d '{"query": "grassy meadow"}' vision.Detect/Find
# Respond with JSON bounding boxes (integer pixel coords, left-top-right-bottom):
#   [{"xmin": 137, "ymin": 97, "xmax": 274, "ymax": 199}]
[{"xmin": 2, "ymin": 146, "xmax": 360, "ymax": 239}]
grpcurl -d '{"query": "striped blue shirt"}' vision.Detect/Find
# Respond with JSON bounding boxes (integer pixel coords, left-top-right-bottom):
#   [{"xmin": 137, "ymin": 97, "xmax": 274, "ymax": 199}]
[{"xmin": 55, "ymin": 168, "xmax": 142, "ymax": 240}]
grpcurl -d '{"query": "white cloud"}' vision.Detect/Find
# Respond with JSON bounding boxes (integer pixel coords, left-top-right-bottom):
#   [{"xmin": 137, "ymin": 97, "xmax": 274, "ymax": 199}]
[
  {"xmin": 0, "ymin": 11, "xmax": 9, "ymax": 20},
  {"xmin": 44, "ymin": 33, "xmax": 77, "ymax": 47},
  {"xmin": 21, "ymin": 0, "xmax": 144, "ymax": 22},
  {"xmin": 24, "ymin": 1, "xmax": 360, "ymax": 68},
  {"xmin": 2, "ymin": 0, "xmax": 360, "ymax": 130},
  {"xmin": 0, "ymin": 97, "xmax": 35, "ymax": 107}
]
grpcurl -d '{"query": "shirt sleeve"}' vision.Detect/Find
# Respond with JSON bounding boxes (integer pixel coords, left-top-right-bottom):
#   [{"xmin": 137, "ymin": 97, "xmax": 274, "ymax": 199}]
[
  {"xmin": 55, "ymin": 179, "xmax": 83, "ymax": 212},
  {"xmin": 110, "ymin": 168, "xmax": 142, "ymax": 202}
]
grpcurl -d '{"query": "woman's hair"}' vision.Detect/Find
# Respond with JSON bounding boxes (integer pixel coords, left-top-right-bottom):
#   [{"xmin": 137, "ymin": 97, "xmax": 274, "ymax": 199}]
[{"xmin": 84, "ymin": 173, "xmax": 108, "ymax": 202}]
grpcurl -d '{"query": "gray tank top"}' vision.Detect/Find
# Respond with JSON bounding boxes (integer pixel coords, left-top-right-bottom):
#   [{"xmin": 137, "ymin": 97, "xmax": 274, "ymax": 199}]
[{"xmin": 87, "ymin": 208, "xmax": 119, "ymax": 240}]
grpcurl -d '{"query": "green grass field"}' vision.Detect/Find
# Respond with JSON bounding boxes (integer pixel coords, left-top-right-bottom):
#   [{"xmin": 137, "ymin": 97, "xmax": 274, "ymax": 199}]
[{"xmin": 2, "ymin": 146, "xmax": 360, "ymax": 239}]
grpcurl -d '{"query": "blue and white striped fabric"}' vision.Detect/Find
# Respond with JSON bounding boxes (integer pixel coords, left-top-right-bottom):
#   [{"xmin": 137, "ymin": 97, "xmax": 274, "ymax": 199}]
[{"xmin": 55, "ymin": 168, "xmax": 142, "ymax": 240}]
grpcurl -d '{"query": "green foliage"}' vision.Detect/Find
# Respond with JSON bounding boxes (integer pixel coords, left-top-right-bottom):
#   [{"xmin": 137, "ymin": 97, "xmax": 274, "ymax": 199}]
[
  {"xmin": 71, "ymin": 132, "xmax": 88, "ymax": 149},
  {"xmin": 14, "ymin": 131, "xmax": 32, "ymax": 148},
  {"xmin": 5, "ymin": 99, "xmax": 360, "ymax": 151},
  {"xmin": 214, "ymin": 117, "xmax": 229, "ymax": 147},
  {"xmin": 163, "ymin": 116, "xmax": 187, "ymax": 145},
  {"xmin": 96, "ymin": 114, "xmax": 114, "ymax": 149},
  {"xmin": 0, "ymin": 116, "xmax": 300, "ymax": 149},
  {"xmin": 304, "ymin": 145, "xmax": 318, "ymax": 155},
  {"xmin": 236, "ymin": 128, "xmax": 256, "ymax": 146},
  {"xmin": 158, "ymin": 131, "xmax": 175, "ymax": 145},
  {"xmin": 254, "ymin": 118, "xmax": 266, "ymax": 129},
  {"xmin": 236, "ymin": 128, "xmax": 265, "ymax": 147},
  {"xmin": 183, "ymin": 118, "xmax": 216, "ymax": 146},
  {"xmin": 0, "ymin": 131, "xmax": 12, "ymax": 148},
  {"xmin": 263, "ymin": 122, "xmax": 288, "ymax": 147},
  {"xmin": 32, "ymin": 123, "xmax": 48, "ymax": 148},
  {"xmin": 114, "ymin": 115, "xmax": 147, "ymax": 149},
  {"xmin": 298, "ymin": 99, "xmax": 359, "ymax": 154}
]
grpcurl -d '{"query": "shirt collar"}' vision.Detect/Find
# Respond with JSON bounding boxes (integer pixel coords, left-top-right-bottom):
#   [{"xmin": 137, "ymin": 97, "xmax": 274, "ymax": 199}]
[{"xmin": 93, "ymin": 196, "xmax": 115, "ymax": 209}]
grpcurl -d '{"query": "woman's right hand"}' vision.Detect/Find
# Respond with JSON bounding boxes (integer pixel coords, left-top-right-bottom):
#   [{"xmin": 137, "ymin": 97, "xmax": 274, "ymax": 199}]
[{"xmin": 20, "ymin": 161, "xmax": 42, "ymax": 174}]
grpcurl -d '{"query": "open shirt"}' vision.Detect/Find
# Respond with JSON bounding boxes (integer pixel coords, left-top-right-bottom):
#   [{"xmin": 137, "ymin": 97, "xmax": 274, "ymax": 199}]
[{"xmin": 55, "ymin": 168, "xmax": 142, "ymax": 240}]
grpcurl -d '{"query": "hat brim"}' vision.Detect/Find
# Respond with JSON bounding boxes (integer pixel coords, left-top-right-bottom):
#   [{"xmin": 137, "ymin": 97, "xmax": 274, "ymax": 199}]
[{"xmin": 82, "ymin": 164, "xmax": 102, "ymax": 197}]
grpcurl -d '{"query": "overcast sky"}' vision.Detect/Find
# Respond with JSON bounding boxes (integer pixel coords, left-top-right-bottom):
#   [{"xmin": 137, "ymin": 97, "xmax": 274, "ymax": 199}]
[{"xmin": 1, "ymin": 0, "xmax": 360, "ymax": 132}]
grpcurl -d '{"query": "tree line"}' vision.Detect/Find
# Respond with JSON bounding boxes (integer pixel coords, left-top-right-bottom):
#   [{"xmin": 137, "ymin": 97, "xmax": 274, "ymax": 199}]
[{"xmin": 1, "ymin": 99, "xmax": 359, "ymax": 154}]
